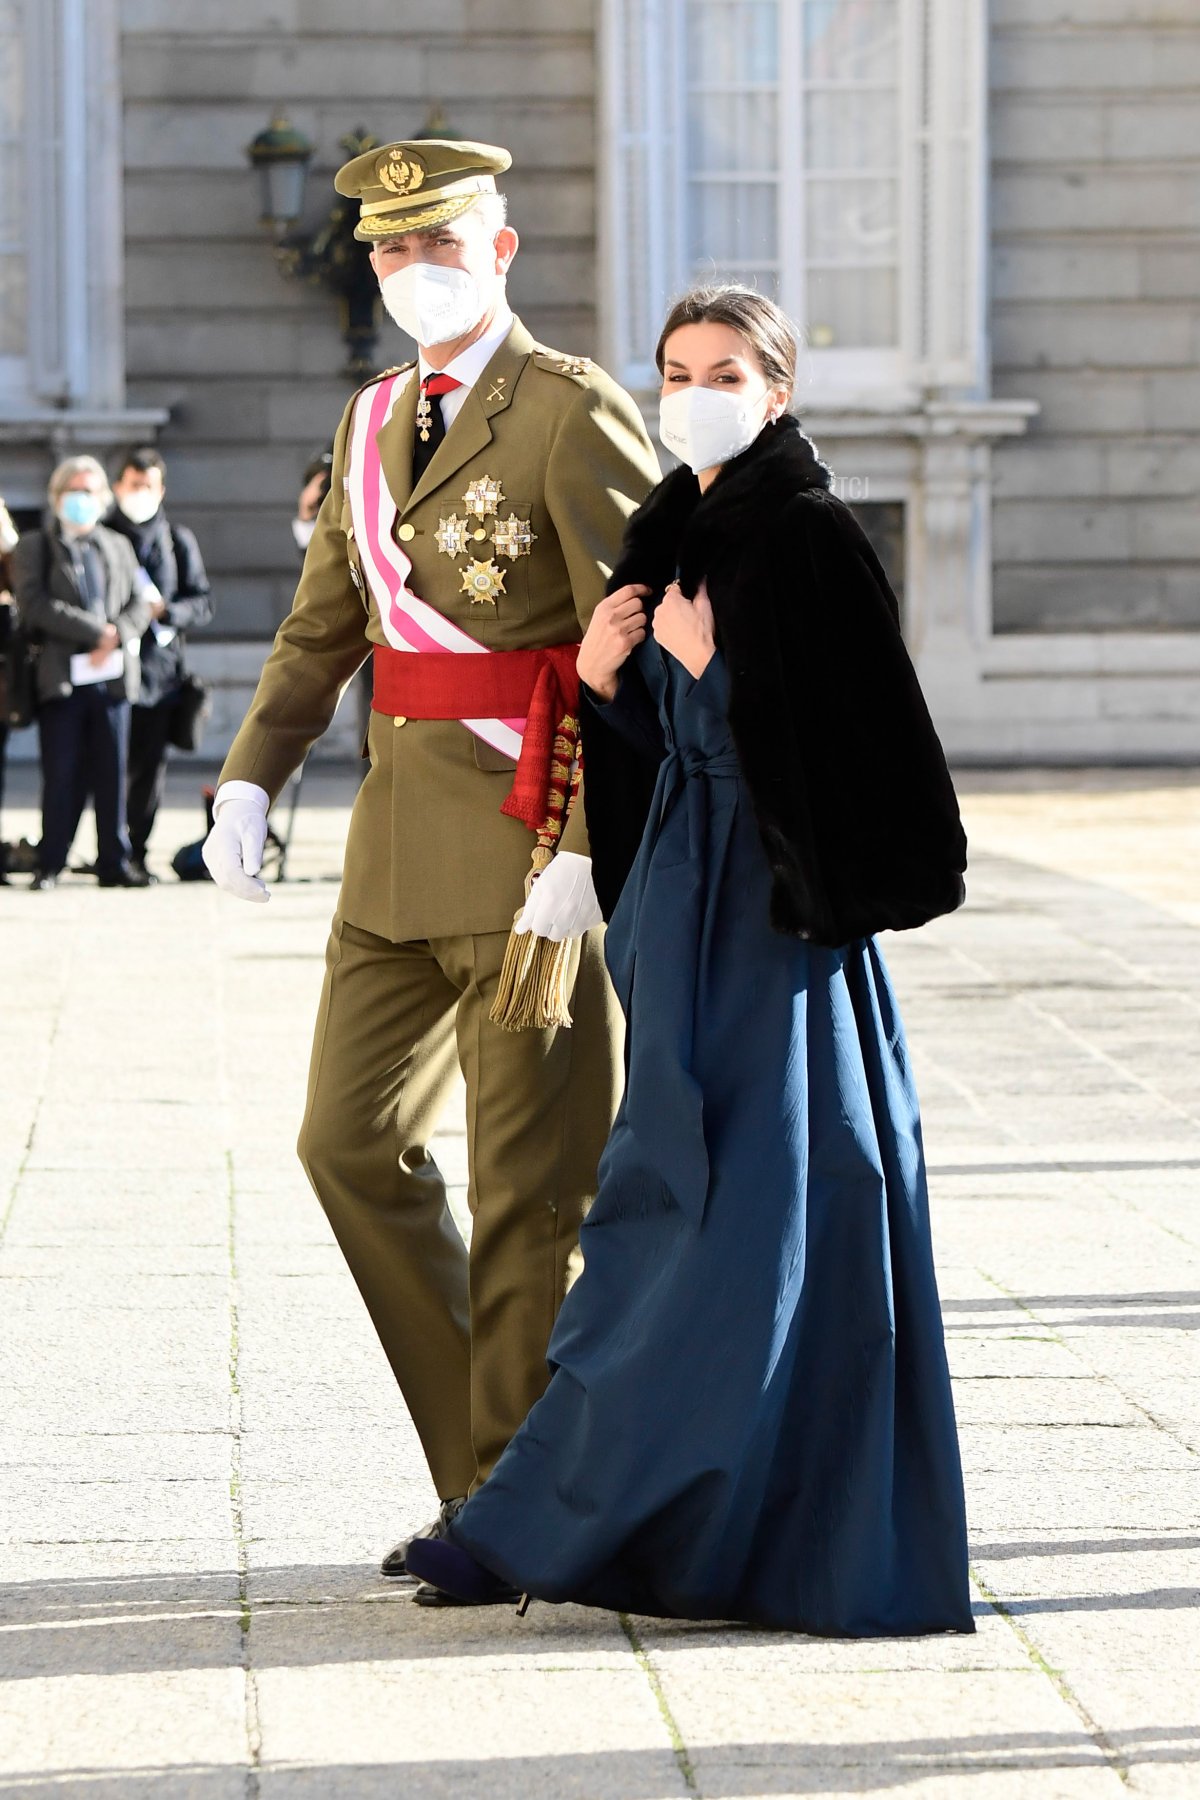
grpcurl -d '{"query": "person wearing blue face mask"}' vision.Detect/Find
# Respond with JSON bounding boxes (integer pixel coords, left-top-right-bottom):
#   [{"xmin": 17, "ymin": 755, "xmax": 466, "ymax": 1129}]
[{"xmin": 11, "ymin": 454, "xmax": 152, "ymax": 889}]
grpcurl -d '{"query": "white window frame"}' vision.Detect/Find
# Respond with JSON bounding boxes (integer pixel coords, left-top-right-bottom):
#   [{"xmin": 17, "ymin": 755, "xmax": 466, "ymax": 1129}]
[
  {"xmin": 2, "ymin": 0, "xmax": 126, "ymax": 414},
  {"xmin": 599, "ymin": 0, "xmax": 988, "ymax": 404}
]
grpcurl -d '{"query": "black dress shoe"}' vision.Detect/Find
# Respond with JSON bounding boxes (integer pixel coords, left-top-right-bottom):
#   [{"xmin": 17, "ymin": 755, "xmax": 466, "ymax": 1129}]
[
  {"xmin": 30, "ymin": 873, "xmax": 58, "ymax": 891},
  {"xmin": 406, "ymin": 1535, "xmax": 522, "ymax": 1606},
  {"xmin": 380, "ymin": 1495, "xmax": 466, "ymax": 1577},
  {"xmin": 98, "ymin": 863, "xmax": 154, "ymax": 888}
]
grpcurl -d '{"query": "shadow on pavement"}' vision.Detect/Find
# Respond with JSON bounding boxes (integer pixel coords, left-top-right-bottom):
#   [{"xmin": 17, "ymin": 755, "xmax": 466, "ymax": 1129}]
[{"xmin": 2, "ymin": 1724, "xmax": 1199, "ymax": 1796}]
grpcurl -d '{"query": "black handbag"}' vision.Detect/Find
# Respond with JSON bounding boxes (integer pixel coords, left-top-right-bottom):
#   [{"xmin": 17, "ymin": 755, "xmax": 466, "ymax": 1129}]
[
  {"xmin": 167, "ymin": 671, "xmax": 212, "ymax": 752},
  {"xmin": 4, "ymin": 621, "xmax": 40, "ymax": 729}
]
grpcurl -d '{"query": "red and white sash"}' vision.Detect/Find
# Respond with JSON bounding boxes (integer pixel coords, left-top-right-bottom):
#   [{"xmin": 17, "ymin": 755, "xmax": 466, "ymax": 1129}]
[{"xmin": 346, "ymin": 368, "xmax": 524, "ymax": 762}]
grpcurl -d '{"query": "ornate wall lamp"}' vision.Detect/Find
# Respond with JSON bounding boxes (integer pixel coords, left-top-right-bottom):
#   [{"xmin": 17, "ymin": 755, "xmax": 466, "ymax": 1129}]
[
  {"xmin": 246, "ymin": 118, "xmax": 383, "ymax": 378},
  {"xmin": 246, "ymin": 108, "xmax": 462, "ymax": 380}
]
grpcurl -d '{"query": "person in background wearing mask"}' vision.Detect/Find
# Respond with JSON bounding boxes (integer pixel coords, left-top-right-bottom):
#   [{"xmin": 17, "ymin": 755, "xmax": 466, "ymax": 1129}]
[
  {"xmin": 202, "ymin": 138, "xmax": 660, "ymax": 1592},
  {"xmin": 292, "ymin": 448, "xmax": 332, "ymax": 560},
  {"xmin": 11, "ymin": 455, "xmax": 151, "ymax": 889},
  {"xmin": 106, "ymin": 446, "xmax": 213, "ymax": 879},
  {"xmin": 0, "ymin": 498, "xmax": 19, "ymax": 885},
  {"xmin": 406, "ymin": 287, "xmax": 974, "ymax": 1636}
]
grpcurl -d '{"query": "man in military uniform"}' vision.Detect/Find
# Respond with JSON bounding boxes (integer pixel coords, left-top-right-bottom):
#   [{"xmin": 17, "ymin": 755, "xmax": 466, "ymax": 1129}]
[{"xmin": 204, "ymin": 140, "xmax": 659, "ymax": 1593}]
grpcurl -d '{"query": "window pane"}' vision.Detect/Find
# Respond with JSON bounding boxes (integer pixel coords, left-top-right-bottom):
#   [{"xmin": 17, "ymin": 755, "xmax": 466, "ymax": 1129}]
[
  {"xmin": 805, "ymin": 266, "xmax": 897, "ymax": 348},
  {"xmin": 688, "ymin": 180, "xmax": 777, "ymax": 266},
  {"xmin": 690, "ymin": 264, "xmax": 781, "ymax": 299},
  {"xmin": 689, "ymin": 0, "xmax": 779, "ymax": 84},
  {"xmin": 687, "ymin": 92, "xmax": 779, "ymax": 174},
  {"xmin": 804, "ymin": 89, "xmax": 898, "ymax": 170},
  {"xmin": 802, "ymin": 0, "xmax": 900, "ymax": 84},
  {"xmin": 806, "ymin": 176, "xmax": 897, "ymax": 262}
]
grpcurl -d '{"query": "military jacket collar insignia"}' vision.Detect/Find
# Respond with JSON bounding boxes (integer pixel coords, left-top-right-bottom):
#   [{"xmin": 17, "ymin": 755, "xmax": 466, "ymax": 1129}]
[{"xmin": 376, "ymin": 316, "xmax": 534, "ymax": 516}]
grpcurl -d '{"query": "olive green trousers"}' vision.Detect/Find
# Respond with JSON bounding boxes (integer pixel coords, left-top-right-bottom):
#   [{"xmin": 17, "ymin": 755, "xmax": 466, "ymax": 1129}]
[{"xmin": 297, "ymin": 915, "xmax": 622, "ymax": 1499}]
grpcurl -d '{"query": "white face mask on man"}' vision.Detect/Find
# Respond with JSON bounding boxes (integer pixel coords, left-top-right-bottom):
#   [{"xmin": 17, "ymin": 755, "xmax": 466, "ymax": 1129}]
[
  {"xmin": 117, "ymin": 490, "xmax": 160, "ymax": 526},
  {"xmin": 658, "ymin": 384, "xmax": 773, "ymax": 476},
  {"xmin": 380, "ymin": 262, "xmax": 487, "ymax": 348}
]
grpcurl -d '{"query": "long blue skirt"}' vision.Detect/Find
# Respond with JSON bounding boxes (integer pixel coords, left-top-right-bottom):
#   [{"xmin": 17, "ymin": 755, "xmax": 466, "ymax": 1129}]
[{"xmin": 454, "ymin": 649, "xmax": 974, "ymax": 1634}]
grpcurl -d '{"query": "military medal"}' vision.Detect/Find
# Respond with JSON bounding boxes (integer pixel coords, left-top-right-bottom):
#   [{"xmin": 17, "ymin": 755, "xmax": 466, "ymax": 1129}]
[
  {"xmin": 416, "ymin": 390, "xmax": 434, "ymax": 443},
  {"xmin": 492, "ymin": 513, "xmax": 536, "ymax": 559},
  {"xmin": 435, "ymin": 512, "xmax": 470, "ymax": 557},
  {"xmin": 461, "ymin": 559, "xmax": 507, "ymax": 605},
  {"xmin": 463, "ymin": 474, "xmax": 504, "ymax": 518}
]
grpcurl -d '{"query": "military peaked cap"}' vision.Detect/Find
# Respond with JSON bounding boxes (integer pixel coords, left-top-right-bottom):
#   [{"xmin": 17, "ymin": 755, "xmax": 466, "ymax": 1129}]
[{"xmin": 335, "ymin": 138, "xmax": 512, "ymax": 242}]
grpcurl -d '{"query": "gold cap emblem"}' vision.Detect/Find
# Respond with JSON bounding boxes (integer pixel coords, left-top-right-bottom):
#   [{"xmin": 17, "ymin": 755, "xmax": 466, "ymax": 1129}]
[{"xmin": 377, "ymin": 151, "xmax": 425, "ymax": 196}]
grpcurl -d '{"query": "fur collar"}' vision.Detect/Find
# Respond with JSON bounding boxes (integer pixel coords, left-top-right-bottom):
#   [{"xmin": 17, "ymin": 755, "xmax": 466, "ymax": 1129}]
[{"xmin": 611, "ymin": 414, "xmax": 833, "ymax": 599}]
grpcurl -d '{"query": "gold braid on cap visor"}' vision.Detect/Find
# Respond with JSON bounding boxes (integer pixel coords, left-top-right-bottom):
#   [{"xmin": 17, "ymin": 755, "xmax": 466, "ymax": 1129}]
[{"xmin": 354, "ymin": 182, "xmax": 496, "ymax": 241}]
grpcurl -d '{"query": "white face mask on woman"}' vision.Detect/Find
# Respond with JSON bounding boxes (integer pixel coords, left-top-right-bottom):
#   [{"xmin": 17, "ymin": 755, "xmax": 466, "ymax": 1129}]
[
  {"xmin": 380, "ymin": 262, "xmax": 487, "ymax": 348},
  {"xmin": 658, "ymin": 384, "xmax": 772, "ymax": 476}
]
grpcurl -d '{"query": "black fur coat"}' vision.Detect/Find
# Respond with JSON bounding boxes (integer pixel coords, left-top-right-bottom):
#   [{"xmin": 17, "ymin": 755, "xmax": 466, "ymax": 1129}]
[{"xmin": 581, "ymin": 414, "xmax": 968, "ymax": 947}]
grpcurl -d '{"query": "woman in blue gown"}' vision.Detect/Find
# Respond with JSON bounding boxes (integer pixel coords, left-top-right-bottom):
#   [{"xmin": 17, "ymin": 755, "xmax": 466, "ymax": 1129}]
[{"xmin": 408, "ymin": 288, "xmax": 974, "ymax": 1635}]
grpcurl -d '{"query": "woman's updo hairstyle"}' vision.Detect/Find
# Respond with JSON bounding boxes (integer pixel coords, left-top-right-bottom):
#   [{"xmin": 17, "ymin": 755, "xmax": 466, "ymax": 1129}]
[{"xmin": 654, "ymin": 285, "xmax": 799, "ymax": 397}]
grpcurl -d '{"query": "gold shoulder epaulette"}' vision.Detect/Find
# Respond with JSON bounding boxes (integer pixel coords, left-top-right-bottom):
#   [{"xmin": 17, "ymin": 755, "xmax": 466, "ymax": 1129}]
[
  {"xmin": 350, "ymin": 360, "xmax": 417, "ymax": 405},
  {"xmin": 533, "ymin": 348, "xmax": 595, "ymax": 382}
]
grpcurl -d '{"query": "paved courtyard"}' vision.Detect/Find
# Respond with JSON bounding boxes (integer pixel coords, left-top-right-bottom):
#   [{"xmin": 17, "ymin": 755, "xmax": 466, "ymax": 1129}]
[{"xmin": 1, "ymin": 761, "xmax": 1198, "ymax": 1798}]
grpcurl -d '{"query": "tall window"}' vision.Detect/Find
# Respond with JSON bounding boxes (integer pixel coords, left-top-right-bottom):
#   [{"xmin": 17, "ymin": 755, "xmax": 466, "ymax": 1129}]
[
  {"xmin": 0, "ymin": 0, "xmax": 27, "ymax": 396},
  {"xmin": 0, "ymin": 0, "xmax": 127, "ymax": 415},
  {"xmin": 601, "ymin": 0, "xmax": 986, "ymax": 398},
  {"xmin": 685, "ymin": 0, "xmax": 900, "ymax": 347}
]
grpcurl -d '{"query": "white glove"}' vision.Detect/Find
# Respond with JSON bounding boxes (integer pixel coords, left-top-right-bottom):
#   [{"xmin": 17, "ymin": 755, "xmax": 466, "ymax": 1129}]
[
  {"xmin": 514, "ymin": 851, "xmax": 603, "ymax": 942},
  {"xmin": 202, "ymin": 781, "xmax": 271, "ymax": 903}
]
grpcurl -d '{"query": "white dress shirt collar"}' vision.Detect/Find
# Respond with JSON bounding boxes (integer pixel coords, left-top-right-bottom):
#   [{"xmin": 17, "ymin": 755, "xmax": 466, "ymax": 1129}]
[{"xmin": 418, "ymin": 301, "xmax": 515, "ymax": 394}]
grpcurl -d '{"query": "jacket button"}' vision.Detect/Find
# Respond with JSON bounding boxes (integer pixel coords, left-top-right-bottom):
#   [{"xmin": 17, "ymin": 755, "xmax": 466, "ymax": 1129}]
[
  {"xmin": 392, "ymin": 714, "xmax": 407, "ymax": 728},
  {"xmin": 397, "ymin": 523, "xmax": 416, "ymax": 541}
]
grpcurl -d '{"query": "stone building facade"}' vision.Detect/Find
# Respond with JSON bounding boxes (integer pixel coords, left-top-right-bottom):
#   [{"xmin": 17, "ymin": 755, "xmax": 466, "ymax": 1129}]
[{"xmin": 1, "ymin": 0, "xmax": 1196, "ymax": 762}]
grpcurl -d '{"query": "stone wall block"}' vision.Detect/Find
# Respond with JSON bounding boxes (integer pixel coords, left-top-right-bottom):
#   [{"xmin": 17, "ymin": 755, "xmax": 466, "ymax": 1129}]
[
  {"xmin": 1146, "ymin": 371, "xmax": 1200, "ymax": 429},
  {"xmin": 1138, "ymin": 245, "xmax": 1200, "ymax": 300},
  {"xmin": 991, "ymin": 440, "xmax": 1105, "ymax": 499},
  {"xmin": 990, "ymin": 98, "xmax": 1105, "ymax": 164},
  {"xmin": 992, "ymin": 170, "xmax": 1200, "ymax": 234},
  {"xmin": 1133, "ymin": 500, "xmax": 1200, "ymax": 561},
  {"xmin": 993, "ymin": 302, "xmax": 1193, "ymax": 371},
  {"xmin": 127, "ymin": 380, "xmax": 271, "ymax": 447},
  {"xmin": 991, "ymin": 242, "xmax": 1139, "ymax": 303},
  {"xmin": 127, "ymin": 317, "xmax": 305, "ymax": 380},
  {"xmin": 990, "ymin": 565, "xmax": 1194, "ymax": 633},
  {"xmin": 992, "ymin": 1, "xmax": 1200, "ymax": 23},
  {"xmin": 1105, "ymin": 101, "xmax": 1200, "ymax": 162},
  {"xmin": 992, "ymin": 499, "xmax": 1135, "ymax": 564},
  {"xmin": 991, "ymin": 31, "xmax": 1157, "ymax": 94},
  {"xmin": 993, "ymin": 371, "xmax": 1149, "ymax": 434},
  {"xmin": 1104, "ymin": 440, "xmax": 1200, "ymax": 498}
]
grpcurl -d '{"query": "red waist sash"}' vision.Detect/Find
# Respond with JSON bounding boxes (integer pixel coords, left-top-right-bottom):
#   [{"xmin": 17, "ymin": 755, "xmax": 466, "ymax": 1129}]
[{"xmin": 372, "ymin": 641, "xmax": 581, "ymax": 833}]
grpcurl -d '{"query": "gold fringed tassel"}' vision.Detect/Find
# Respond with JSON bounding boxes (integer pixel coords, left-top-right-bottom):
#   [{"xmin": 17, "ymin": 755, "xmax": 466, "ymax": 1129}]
[
  {"xmin": 488, "ymin": 712, "xmax": 583, "ymax": 1033},
  {"xmin": 489, "ymin": 914, "xmax": 576, "ymax": 1033}
]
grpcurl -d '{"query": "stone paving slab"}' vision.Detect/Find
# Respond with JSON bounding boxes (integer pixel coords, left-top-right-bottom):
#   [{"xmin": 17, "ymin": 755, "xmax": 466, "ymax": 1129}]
[{"xmin": 2, "ymin": 765, "xmax": 1199, "ymax": 1796}]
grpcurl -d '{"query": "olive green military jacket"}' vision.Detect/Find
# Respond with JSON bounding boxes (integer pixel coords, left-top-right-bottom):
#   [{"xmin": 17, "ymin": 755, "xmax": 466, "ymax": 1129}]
[{"xmin": 220, "ymin": 316, "xmax": 660, "ymax": 940}]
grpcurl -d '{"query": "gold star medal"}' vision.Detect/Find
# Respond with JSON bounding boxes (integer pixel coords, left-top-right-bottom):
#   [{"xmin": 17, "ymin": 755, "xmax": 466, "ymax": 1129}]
[
  {"xmin": 435, "ymin": 512, "xmax": 470, "ymax": 557},
  {"xmin": 461, "ymin": 559, "xmax": 506, "ymax": 605},
  {"xmin": 492, "ymin": 513, "xmax": 537, "ymax": 559},
  {"xmin": 463, "ymin": 475, "xmax": 504, "ymax": 519}
]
